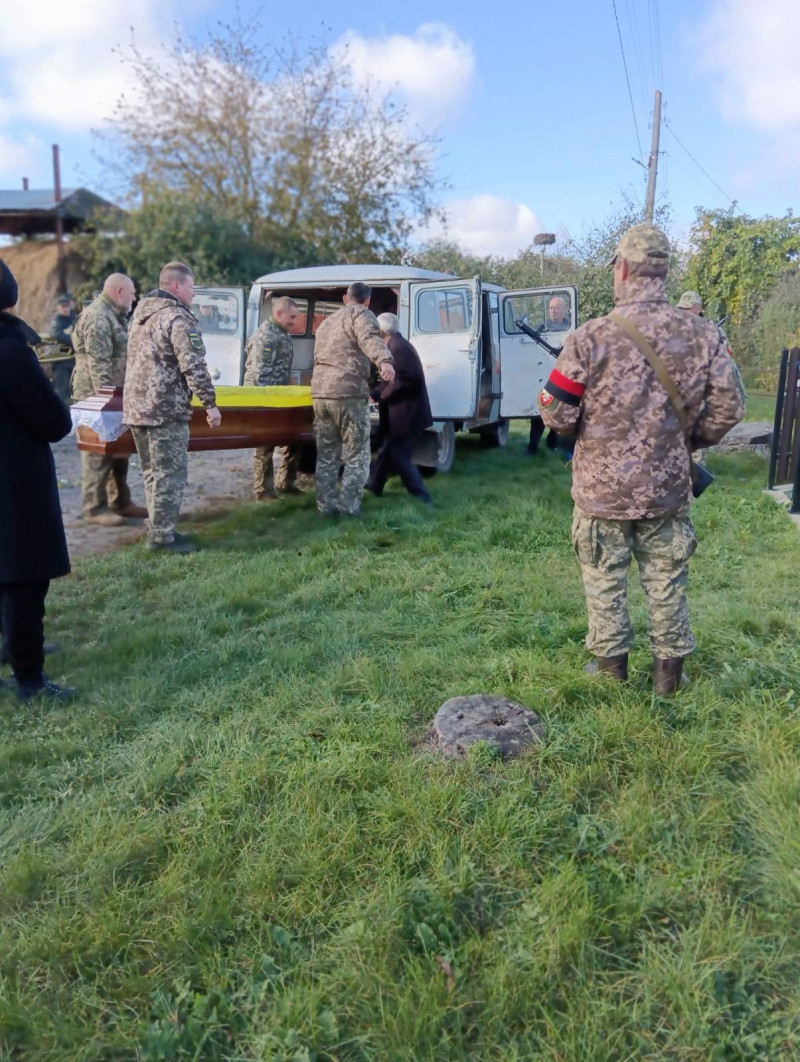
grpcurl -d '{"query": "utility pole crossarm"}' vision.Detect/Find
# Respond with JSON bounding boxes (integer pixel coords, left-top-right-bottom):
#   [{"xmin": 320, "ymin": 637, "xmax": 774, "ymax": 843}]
[{"xmin": 645, "ymin": 90, "xmax": 662, "ymax": 223}]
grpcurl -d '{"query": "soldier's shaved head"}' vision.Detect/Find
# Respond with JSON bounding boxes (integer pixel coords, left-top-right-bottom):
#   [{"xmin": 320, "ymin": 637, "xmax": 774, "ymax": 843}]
[
  {"xmin": 103, "ymin": 272, "xmax": 136, "ymax": 313},
  {"xmin": 272, "ymin": 296, "xmax": 298, "ymax": 314}
]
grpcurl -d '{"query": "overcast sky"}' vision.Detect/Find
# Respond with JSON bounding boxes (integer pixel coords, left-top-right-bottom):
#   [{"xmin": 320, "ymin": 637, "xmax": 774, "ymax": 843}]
[{"xmin": 1, "ymin": 0, "xmax": 797, "ymax": 257}]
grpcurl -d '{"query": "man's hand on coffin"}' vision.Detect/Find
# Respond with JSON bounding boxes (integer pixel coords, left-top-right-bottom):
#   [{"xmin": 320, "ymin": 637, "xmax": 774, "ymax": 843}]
[
  {"xmin": 206, "ymin": 406, "xmax": 222, "ymax": 428},
  {"xmin": 379, "ymin": 362, "xmax": 396, "ymax": 383}
]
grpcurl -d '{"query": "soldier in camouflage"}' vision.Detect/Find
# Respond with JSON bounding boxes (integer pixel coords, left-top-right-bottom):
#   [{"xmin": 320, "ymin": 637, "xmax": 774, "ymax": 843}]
[
  {"xmin": 123, "ymin": 262, "xmax": 221, "ymax": 553},
  {"xmin": 48, "ymin": 293, "xmax": 77, "ymax": 405},
  {"xmin": 540, "ymin": 224, "xmax": 744, "ymax": 694},
  {"xmin": 72, "ymin": 274, "xmax": 148, "ymax": 526},
  {"xmin": 243, "ymin": 296, "xmax": 302, "ymax": 499},
  {"xmin": 677, "ymin": 291, "xmax": 746, "ymax": 402},
  {"xmin": 311, "ymin": 282, "xmax": 394, "ymax": 516}
]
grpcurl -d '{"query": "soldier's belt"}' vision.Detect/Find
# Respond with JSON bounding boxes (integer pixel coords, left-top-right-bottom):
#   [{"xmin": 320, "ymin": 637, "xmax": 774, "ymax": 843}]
[{"xmin": 190, "ymin": 385, "xmax": 312, "ymax": 408}]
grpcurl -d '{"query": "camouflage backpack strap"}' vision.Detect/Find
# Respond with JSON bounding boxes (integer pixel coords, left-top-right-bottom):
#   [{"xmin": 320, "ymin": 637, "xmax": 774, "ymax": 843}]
[{"xmin": 608, "ymin": 311, "xmax": 689, "ymax": 439}]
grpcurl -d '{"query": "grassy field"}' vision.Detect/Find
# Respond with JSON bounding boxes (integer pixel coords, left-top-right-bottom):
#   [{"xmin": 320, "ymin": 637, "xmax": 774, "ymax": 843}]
[{"xmin": 1, "ymin": 422, "xmax": 799, "ymax": 1061}]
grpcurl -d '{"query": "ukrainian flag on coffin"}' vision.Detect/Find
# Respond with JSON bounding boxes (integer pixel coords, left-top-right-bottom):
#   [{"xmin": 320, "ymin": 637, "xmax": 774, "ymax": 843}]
[{"xmin": 191, "ymin": 385, "xmax": 312, "ymax": 408}]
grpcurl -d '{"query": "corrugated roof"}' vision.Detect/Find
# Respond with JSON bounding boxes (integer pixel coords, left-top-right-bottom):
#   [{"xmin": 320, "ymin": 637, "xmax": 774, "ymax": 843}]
[{"xmin": 0, "ymin": 188, "xmax": 79, "ymax": 210}]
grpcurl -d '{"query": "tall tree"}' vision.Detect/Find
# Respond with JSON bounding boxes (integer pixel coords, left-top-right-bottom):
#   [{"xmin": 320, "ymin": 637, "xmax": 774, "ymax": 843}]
[
  {"xmin": 98, "ymin": 23, "xmax": 443, "ymax": 263},
  {"xmin": 684, "ymin": 207, "xmax": 800, "ymax": 325}
]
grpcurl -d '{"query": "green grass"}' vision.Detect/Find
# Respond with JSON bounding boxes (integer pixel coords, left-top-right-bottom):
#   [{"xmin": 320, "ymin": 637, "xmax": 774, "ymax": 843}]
[
  {"xmin": 2, "ymin": 427, "xmax": 799, "ymax": 1061},
  {"xmin": 744, "ymin": 394, "xmax": 776, "ymax": 423}
]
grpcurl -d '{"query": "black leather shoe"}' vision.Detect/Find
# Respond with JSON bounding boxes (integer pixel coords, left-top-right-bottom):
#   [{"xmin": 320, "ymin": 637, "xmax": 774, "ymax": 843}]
[
  {"xmin": 584, "ymin": 654, "xmax": 629, "ymax": 681},
  {"xmin": 17, "ymin": 677, "xmax": 78, "ymax": 703}
]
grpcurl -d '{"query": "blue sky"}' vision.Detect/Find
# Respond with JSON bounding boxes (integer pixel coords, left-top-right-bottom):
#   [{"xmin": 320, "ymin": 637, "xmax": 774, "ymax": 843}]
[{"xmin": 1, "ymin": 0, "xmax": 798, "ymax": 256}]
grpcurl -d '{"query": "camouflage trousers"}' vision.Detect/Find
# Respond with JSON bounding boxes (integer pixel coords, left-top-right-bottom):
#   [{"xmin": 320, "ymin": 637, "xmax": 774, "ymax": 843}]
[
  {"xmin": 571, "ymin": 506, "xmax": 698, "ymax": 659},
  {"xmin": 130, "ymin": 422, "xmax": 190, "ymax": 546},
  {"xmin": 253, "ymin": 445, "xmax": 300, "ymax": 498},
  {"xmin": 313, "ymin": 398, "xmax": 371, "ymax": 515},
  {"xmin": 80, "ymin": 452, "xmax": 132, "ymax": 516}
]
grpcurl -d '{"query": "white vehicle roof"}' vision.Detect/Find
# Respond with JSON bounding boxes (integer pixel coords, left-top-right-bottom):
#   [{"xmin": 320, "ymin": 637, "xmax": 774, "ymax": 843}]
[
  {"xmin": 255, "ymin": 263, "xmax": 505, "ymax": 293},
  {"xmin": 255, "ymin": 264, "xmax": 455, "ymax": 285}
]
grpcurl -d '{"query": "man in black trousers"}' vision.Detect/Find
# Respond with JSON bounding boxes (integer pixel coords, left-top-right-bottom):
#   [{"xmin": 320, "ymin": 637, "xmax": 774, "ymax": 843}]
[
  {"xmin": 0, "ymin": 259, "xmax": 76, "ymax": 701},
  {"xmin": 366, "ymin": 313, "xmax": 433, "ymax": 506}
]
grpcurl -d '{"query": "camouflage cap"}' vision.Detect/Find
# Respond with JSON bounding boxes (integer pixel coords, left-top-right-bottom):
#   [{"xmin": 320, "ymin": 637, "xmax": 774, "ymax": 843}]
[
  {"xmin": 676, "ymin": 290, "xmax": 703, "ymax": 309},
  {"xmin": 609, "ymin": 223, "xmax": 671, "ymax": 267}
]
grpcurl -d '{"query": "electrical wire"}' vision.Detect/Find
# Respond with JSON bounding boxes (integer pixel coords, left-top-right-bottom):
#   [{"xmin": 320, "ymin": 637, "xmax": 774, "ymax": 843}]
[
  {"xmin": 664, "ymin": 120, "xmax": 735, "ymax": 204},
  {"xmin": 611, "ymin": 0, "xmax": 644, "ymax": 161}
]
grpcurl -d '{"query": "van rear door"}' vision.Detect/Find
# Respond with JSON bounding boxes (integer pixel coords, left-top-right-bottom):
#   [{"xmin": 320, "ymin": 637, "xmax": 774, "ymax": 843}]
[
  {"xmin": 191, "ymin": 287, "xmax": 247, "ymax": 386},
  {"xmin": 497, "ymin": 286, "xmax": 578, "ymax": 417},
  {"xmin": 408, "ymin": 276, "xmax": 481, "ymax": 419}
]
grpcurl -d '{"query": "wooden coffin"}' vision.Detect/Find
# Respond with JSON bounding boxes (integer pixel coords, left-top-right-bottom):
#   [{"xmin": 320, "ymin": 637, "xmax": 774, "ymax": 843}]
[{"xmin": 73, "ymin": 386, "xmax": 315, "ymax": 456}]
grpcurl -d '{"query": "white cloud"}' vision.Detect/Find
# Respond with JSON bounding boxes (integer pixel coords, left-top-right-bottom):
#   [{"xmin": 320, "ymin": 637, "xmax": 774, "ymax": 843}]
[
  {"xmin": 0, "ymin": 0, "xmax": 165, "ymax": 130},
  {"xmin": 421, "ymin": 194, "xmax": 542, "ymax": 258},
  {"xmin": 698, "ymin": 0, "xmax": 800, "ymax": 131},
  {"xmin": 0, "ymin": 133, "xmax": 43, "ymax": 182},
  {"xmin": 333, "ymin": 23, "xmax": 475, "ymax": 126}
]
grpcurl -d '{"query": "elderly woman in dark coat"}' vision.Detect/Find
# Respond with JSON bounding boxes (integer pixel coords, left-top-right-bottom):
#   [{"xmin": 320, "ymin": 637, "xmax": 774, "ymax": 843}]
[
  {"xmin": 0, "ymin": 260, "xmax": 76, "ymax": 701},
  {"xmin": 366, "ymin": 313, "xmax": 433, "ymax": 505}
]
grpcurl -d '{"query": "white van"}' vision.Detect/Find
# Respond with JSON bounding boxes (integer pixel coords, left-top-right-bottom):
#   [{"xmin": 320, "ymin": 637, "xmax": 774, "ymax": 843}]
[{"xmin": 192, "ymin": 266, "xmax": 577, "ymax": 472}]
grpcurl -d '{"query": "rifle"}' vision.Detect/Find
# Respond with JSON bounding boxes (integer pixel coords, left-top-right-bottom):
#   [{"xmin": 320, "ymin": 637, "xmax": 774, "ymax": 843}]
[{"xmin": 514, "ymin": 319, "xmax": 563, "ymax": 358}]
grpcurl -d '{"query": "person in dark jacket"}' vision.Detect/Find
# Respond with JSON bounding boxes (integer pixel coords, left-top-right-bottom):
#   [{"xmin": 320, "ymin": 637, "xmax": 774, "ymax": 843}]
[
  {"xmin": 0, "ymin": 260, "xmax": 76, "ymax": 701},
  {"xmin": 366, "ymin": 314, "xmax": 433, "ymax": 505}
]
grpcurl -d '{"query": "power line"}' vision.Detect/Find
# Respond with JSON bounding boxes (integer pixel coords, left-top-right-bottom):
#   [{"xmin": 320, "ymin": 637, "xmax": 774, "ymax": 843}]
[
  {"xmin": 663, "ymin": 119, "xmax": 735, "ymax": 204},
  {"xmin": 611, "ymin": 0, "xmax": 644, "ymax": 161}
]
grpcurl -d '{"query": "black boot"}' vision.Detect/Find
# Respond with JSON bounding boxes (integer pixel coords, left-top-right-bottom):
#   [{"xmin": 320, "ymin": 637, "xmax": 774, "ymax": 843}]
[
  {"xmin": 16, "ymin": 675, "xmax": 78, "ymax": 703},
  {"xmin": 653, "ymin": 657, "xmax": 689, "ymax": 695},
  {"xmin": 584, "ymin": 654, "xmax": 629, "ymax": 681}
]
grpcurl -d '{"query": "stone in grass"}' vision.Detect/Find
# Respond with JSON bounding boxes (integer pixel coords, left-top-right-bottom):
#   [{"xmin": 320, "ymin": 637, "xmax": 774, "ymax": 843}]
[{"xmin": 433, "ymin": 695, "xmax": 545, "ymax": 760}]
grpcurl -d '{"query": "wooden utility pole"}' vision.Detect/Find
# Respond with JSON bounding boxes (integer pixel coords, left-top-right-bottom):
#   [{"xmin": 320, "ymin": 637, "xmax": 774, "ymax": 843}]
[
  {"xmin": 644, "ymin": 90, "xmax": 662, "ymax": 223},
  {"xmin": 52, "ymin": 143, "xmax": 67, "ymax": 295}
]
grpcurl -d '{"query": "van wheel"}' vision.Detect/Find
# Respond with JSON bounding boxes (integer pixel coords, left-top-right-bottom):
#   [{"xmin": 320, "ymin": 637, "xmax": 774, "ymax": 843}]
[
  {"xmin": 479, "ymin": 419, "xmax": 510, "ymax": 448},
  {"xmin": 434, "ymin": 422, "xmax": 456, "ymax": 473}
]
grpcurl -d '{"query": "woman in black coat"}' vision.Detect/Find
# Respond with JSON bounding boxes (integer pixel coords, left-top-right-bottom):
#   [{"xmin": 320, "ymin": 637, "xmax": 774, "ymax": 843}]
[
  {"xmin": 0, "ymin": 259, "xmax": 76, "ymax": 701},
  {"xmin": 366, "ymin": 314, "xmax": 433, "ymax": 505}
]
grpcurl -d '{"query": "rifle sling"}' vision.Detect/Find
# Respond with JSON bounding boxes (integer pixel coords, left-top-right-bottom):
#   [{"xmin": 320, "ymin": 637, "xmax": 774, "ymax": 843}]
[{"xmin": 608, "ymin": 311, "xmax": 690, "ymax": 442}]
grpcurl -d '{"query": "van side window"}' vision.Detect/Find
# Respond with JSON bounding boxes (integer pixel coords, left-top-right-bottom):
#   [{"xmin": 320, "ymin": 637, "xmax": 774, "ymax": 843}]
[
  {"xmin": 192, "ymin": 292, "xmax": 240, "ymax": 335},
  {"xmin": 312, "ymin": 301, "xmax": 342, "ymax": 334},
  {"xmin": 417, "ymin": 287, "xmax": 472, "ymax": 333}
]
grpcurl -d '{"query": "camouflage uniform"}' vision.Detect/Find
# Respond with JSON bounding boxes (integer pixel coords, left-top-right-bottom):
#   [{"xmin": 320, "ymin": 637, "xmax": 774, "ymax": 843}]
[
  {"xmin": 243, "ymin": 316, "xmax": 299, "ymax": 497},
  {"xmin": 541, "ymin": 225, "xmax": 744, "ymax": 662},
  {"xmin": 72, "ymin": 293, "xmax": 134, "ymax": 516},
  {"xmin": 311, "ymin": 303, "xmax": 392, "ymax": 515},
  {"xmin": 48, "ymin": 307, "xmax": 76, "ymax": 405},
  {"xmin": 677, "ymin": 291, "xmax": 747, "ymax": 404},
  {"xmin": 124, "ymin": 290, "xmax": 216, "ymax": 545}
]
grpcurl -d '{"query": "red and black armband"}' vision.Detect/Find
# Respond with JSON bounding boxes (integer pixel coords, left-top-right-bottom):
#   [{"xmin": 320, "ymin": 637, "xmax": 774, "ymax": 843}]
[{"xmin": 542, "ymin": 368, "xmax": 585, "ymax": 407}]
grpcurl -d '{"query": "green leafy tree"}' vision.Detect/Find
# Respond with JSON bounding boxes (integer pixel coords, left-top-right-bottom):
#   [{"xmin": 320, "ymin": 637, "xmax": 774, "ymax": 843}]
[
  {"xmin": 75, "ymin": 190, "xmax": 318, "ymax": 296},
  {"xmin": 684, "ymin": 207, "xmax": 800, "ymax": 325},
  {"xmin": 98, "ymin": 22, "xmax": 443, "ymax": 264}
]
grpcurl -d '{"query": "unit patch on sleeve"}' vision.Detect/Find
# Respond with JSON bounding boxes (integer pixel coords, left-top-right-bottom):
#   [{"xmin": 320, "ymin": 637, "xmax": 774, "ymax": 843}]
[
  {"xmin": 539, "ymin": 389, "xmax": 554, "ymax": 408},
  {"xmin": 543, "ymin": 368, "xmax": 586, "ymax": 408}
]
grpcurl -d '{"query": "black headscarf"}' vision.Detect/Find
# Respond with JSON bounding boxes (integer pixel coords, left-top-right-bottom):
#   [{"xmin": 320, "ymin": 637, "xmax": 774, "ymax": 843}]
[{"xmin": 0, "ymin": 259, "xmax": 19, "ymax": 311}]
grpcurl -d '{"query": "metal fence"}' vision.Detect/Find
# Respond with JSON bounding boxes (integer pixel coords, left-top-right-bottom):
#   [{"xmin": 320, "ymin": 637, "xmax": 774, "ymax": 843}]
[{"xmin": 768, "ymin": 347, "xmax": 800, "ymax": 514}]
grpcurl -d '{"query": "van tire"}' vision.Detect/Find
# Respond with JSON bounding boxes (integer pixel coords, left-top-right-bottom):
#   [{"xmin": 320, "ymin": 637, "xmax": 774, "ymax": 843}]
[
  {"xmin": 434, "ymin": 422, "xmax": 456, "ymax": 473},
  {"xmin": 479, "ymin": 419, "xmax": 510, "ymax": 448}
]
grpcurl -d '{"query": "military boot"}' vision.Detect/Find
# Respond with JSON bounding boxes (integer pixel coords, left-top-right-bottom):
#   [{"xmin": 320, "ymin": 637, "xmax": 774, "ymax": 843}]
[
  {"xmin": 84, "ymin": 509, "xmax": 127, "ymax": 527},
  {"xmin": 16, "ymin": 676, "xmax": 78, "ymax": 703},
  {"xmin": 653, "ymin": 657, "xmax": 689, "ymax": 695},
  {"xmin": 584, "ymin": 654, "xmax": 629, "ymax": 681},
  {"xmin": 114, "ymin": 503, "xmax": 149, "ymax": 518}
]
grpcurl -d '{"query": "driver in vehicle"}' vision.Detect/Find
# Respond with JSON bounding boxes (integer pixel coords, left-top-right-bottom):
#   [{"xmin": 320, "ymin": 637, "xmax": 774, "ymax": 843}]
[{"xmin": 543, "ymin": 296, "xmax": 571, "ymax": 331}]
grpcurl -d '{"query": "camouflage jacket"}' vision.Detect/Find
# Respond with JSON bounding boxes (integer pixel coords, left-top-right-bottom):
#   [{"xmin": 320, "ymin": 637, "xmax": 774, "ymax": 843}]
[
  {"xmin": 311, "ymin": 304, "xmax": 392, "ymax": 399},
  {"xmin": 540, "ymin": 276, "xmax": 745, "ymax": 520},
  {"xmin": 49, "ymin": 311, "xmax": 76, "ymax": 349},
  {"xmin": 243, "ymin": 317, "xmax": 293, "ymax": 386},
  {"xmin": 71, "ymin": 294, "xmax": 129, "ymax": 400},
  {"xmin": 123, "ymin": 290, "xmax": 216, "ymax": 426}
]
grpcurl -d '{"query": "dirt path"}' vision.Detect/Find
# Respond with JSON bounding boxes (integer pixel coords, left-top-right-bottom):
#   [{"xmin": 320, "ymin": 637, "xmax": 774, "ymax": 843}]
[{"xmin": 54, "ymin": 437, "xmax": 265, "ymax": 556}]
